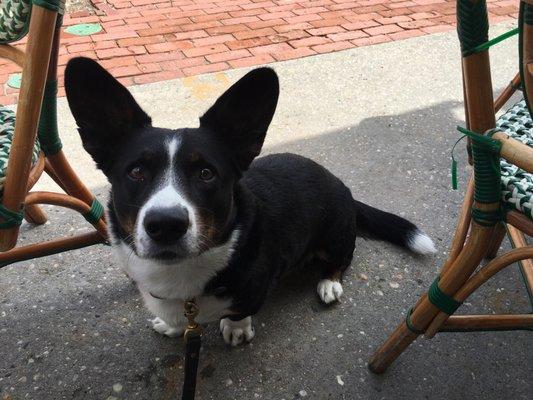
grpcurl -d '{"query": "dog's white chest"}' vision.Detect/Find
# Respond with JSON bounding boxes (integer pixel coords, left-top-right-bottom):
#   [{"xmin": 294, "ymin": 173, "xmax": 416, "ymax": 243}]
[{"xmin": 113, "ymin": 231, "xmax": 239, "ymax": 325}]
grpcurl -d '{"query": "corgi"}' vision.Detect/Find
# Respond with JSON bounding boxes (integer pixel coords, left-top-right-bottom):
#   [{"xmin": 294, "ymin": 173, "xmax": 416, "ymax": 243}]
[{"xmin": 65, "ymin": 57, "xmax": 436, "ymax": 346}]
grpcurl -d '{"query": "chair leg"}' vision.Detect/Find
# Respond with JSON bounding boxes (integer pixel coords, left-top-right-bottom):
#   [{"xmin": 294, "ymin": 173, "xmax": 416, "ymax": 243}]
[
  {"xmin": 0, "ymin": 6, "xmax": 57, "ymax": 251},
  {"xmin": 440, "ymin": 175, "xmax": 474, "ymax": 276},
  {"xmin": 368, "ymin": 321, "xmax": 419, "ymax": 374},
  {"xmin": 485, "ymin": 222, "xmax": 506, "ymax": 259},
  {"xmin": 368, "ymin": 222, "xmax": 495, "ymax": 373},
  {"xmin": 24, "ymin": 204, "xmax": 47, "ymax": 225},
  {"xmin": 424, "ymin": 242, "xmax": 533, "ymax": 338},
  {"xmin": 421, "ymin": 223, "xmax": 494, "ymax": 338},
  {"xmin": 507, "ymin": 225, "xmax": 533, "ymax": 304}
]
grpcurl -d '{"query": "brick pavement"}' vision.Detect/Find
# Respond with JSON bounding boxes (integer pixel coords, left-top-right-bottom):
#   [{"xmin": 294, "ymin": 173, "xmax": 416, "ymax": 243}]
[{"xmin": 0, "ymin": 0, "xmax": 519, "ymax": 105}]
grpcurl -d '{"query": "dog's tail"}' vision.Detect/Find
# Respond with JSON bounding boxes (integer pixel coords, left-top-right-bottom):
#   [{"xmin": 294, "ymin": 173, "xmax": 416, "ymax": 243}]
[{"xmin": 353, "ymin": 200, "xmax": 436, "ymax": 255}]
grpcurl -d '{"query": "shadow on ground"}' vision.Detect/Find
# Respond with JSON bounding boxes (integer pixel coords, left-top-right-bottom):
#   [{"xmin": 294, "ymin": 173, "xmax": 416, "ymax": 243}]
[{"xmin": 0, "ymin": 100, "xmax": 531, "ymax": 400}]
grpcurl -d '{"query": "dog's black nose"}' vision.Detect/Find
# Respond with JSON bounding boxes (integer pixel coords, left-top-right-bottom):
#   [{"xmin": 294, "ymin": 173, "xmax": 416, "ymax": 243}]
[{"xmin": 143, "ymin": 208, "xmax": 189, "ymax": 243}]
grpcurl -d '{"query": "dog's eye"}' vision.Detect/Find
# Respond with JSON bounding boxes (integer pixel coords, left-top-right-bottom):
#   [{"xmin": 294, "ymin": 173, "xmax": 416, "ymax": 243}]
[
  {"xmin": 199, "ymin": 168, "xmax": 215, "ymax": 181},
  {"xmin": 128, "ymin": 166, "xmax": 146, "ymax": 181}
]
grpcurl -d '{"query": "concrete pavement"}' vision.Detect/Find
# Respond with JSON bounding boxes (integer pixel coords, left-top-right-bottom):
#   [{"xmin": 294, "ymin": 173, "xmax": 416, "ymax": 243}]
[{"xmin": 1, "ymin": 21, "xmax": 532, "ymax": 400}]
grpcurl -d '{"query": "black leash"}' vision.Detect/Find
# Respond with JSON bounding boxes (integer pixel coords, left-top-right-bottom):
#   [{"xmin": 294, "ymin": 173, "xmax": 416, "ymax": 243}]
[{"xmin": 181, "ymin": 299, "xmax": 202, "ymax": 400}]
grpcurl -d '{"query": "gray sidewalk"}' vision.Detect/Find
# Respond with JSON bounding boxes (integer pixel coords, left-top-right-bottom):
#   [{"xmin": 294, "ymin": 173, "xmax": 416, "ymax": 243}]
[{"xmin": 1, "ymin": 22, "xmax": 531, "ymax": 400}]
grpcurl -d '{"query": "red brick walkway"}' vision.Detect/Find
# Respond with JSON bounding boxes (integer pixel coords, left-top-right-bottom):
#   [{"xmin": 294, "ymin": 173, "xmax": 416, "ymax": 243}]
[{"xmin": 0, "ymin": 0, "xmax": 518, "ymax": 105}]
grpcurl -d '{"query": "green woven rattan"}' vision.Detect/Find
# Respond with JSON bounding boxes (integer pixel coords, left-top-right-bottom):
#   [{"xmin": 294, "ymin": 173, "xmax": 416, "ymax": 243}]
[
  {"xmin": 519, "ymin": 1, "xmax": 533, "ymax": 116},
  {"xmin": 0, "ymin": 0, "xmax": 32, "ymax": 43},
  {"xmin": 0, "ymin": 0, "xmax": 65, "ymax": 43},
  {"xmin": 38, "ymin": 79, "xmax": 63, "ymax": 155},
  {"xmin": 428, "ymin": 276, "xmax": 462, "ymax": 315},
  {"xmin": 495, "ymin": 99, "xmax": 533, "ymax": 219},
  {"xmin": 83, "ymin": 198, "xmax": 104, "ymax": 225},
  {"xmin": 0, "ymin": 106, "xmax": 41, "ymax": 193},
  {"xmin": 457, "ymin": 0, "xmax": 489, "ymax": 57}
]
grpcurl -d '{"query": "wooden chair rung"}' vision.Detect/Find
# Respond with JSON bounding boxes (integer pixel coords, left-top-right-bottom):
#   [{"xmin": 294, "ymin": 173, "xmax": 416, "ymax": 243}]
[
  {"xmin": 494, "ymin": 73, "xmax": 521, "ymax": 113},
  {"xmin": 0, "ymin": 44, "xmax": 25, "ymax": 67},
  {"xmin": 440, "ymin": 314, "xmax": 533, "ymax": 331},
  {"xmin": 507, "ymin": 224, "xmax": 533, "ymax": 305},
  {"xmin": 507, "ymin": 211, "xmax": 533, "ymax": 236},
  {"xmin": 0, "ymin": 232, "xmax": 105, "ymax": 268}
]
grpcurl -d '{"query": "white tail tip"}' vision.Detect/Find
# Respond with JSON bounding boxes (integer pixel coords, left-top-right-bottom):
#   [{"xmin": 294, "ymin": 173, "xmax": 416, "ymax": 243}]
[{"xmin": 408, "ymin": 230, "xmax": 436, "ymax": 254}]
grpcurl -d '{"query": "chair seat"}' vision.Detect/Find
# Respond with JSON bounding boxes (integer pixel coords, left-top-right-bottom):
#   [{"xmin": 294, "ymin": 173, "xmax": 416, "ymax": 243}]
[
  {"xmin": 496, "ymin": 99, "xmax": 533, "ymax": 219},
  {"xmin": 0, "ymin": 105, "xmax": 41, "ymax": 192},
  {"xmin": 0, "ymin": 0, "xmax": 31, "ymax": 44}
]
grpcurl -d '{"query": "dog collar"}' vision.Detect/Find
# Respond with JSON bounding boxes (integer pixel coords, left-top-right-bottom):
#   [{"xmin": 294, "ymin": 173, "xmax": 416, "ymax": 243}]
[{"xmin": 149, "ymin": 286, "xmax": 227, "ymax": 300}]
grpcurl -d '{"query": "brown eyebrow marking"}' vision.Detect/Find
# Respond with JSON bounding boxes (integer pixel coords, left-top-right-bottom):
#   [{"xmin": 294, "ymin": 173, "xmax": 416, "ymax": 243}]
[
  {"xmin": 140, "ymin": 151, "xmax": 157, "ymax": 161},
  {"xmin": 119, "ymin": 214, "xmax": 136, "ymax": 237},
  {"xmin": 189, "ymin": 152, "xmax": 201, "ymax": 162}
]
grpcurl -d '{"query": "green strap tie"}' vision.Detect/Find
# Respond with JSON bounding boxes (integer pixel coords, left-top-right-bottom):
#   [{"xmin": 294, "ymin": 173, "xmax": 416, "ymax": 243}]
[
  {"xmin": 38, "ymin": 80, "xmax": 63, "ymax": 155},
  {"xmin": 84, "ymin": 198, "xmax": 104, "ymax": 225},
  {"xmin": 520, "ymin": 2, "xmax": 533, "ymax": 116},
  {"xmin": 428, "ymin": 277, "xmax": 462, "ymax": 315},
  {"xmin": 524, "ymin": 1, "xmax": 533, "ymax": 25},
  {"xmin": 456, "ymin": 126, "xmax": 502, "ymax": 204},
  {"xmin": 405, "ymin": 307, "xmax": 424, "ymax": 335},
  {"xmin": 471, "ymin": 208, "xmax": 502, "ymax": 226},
  {"xmin": 464, "ymin": 27, "xmax": 519, "ymax": 56},
  {"xmin": 450, "ymin": 135, "xmax": 468, "ymax": 190},
  {"xmin": 457, "ymin": 0, "xmax": 489, "ymax": 56},
  {"xmin": 0, "ymin": 204, "xmax": 24, "ymax": 229},
  {"xmin": 456, "ymin": 126, "xmax": 502, "ymax": 154}
]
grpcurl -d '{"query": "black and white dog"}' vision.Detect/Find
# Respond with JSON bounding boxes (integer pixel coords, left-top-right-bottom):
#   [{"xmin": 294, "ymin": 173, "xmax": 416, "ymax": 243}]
[{"xmin": 65, "ymin": 57, "xmax": 436, "ymax": 346}]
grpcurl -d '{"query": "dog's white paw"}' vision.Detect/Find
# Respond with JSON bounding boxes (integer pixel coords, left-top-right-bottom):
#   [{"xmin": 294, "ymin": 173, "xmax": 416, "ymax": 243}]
[
  {"xmin": 219, "ymin": 316, "xmax": 255, "ymax": 346},
  {"xmin": 151, "ymin": 317, "xmax": 184, "ymax": 337},
  {"xmin": 317, "ymin": 279, "xmax": 343, "ymax": 304}
]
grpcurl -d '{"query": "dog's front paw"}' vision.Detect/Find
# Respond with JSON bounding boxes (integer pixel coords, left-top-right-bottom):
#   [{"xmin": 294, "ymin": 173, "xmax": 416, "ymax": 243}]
[
  {"xmin": 151, "ymin": 317, "xmax": 184, "ymax": 337},
  {"xmin": 317, "ymin": 279, "xmax": 343, "ymax": 304},
  {"xmin": 219, "ymin": 316, "xmax": 255, "ymax": 346}
]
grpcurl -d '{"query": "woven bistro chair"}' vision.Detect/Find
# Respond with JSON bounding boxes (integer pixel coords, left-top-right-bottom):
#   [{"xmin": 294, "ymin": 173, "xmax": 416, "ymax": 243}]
[
  {"xmin": 0, "ymin": 0, "xmax": 106, "ymax": 267},
  {"xmin": 369, "ymin": 0, "xmax": 533, "ymax": 373}
]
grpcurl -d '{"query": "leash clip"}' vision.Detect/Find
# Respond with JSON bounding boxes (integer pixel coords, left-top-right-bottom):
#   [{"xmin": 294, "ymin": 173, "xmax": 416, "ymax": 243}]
[
  {"xmin": 181, "ymin": 299, "xmax": 202, "ymax": 400},
  {"xmin": 184, "ymin": 299, "xmax": 202, "ymax": 340}
]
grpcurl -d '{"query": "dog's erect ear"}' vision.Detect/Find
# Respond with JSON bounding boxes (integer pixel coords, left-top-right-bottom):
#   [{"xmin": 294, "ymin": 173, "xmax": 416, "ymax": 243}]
[
  {"xmin": 200, "ymin": 67, "xmax": 279, "ymax": 170},
  {"xmin": 65, "ymin": 57, "xmax": 151, "ymax": 174}
]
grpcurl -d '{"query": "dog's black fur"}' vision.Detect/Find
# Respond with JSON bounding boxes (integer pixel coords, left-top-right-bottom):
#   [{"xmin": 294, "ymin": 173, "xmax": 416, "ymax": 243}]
[{"xmin": 65, "ymin": 57, "xmax": 434, "ymax": 340}]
